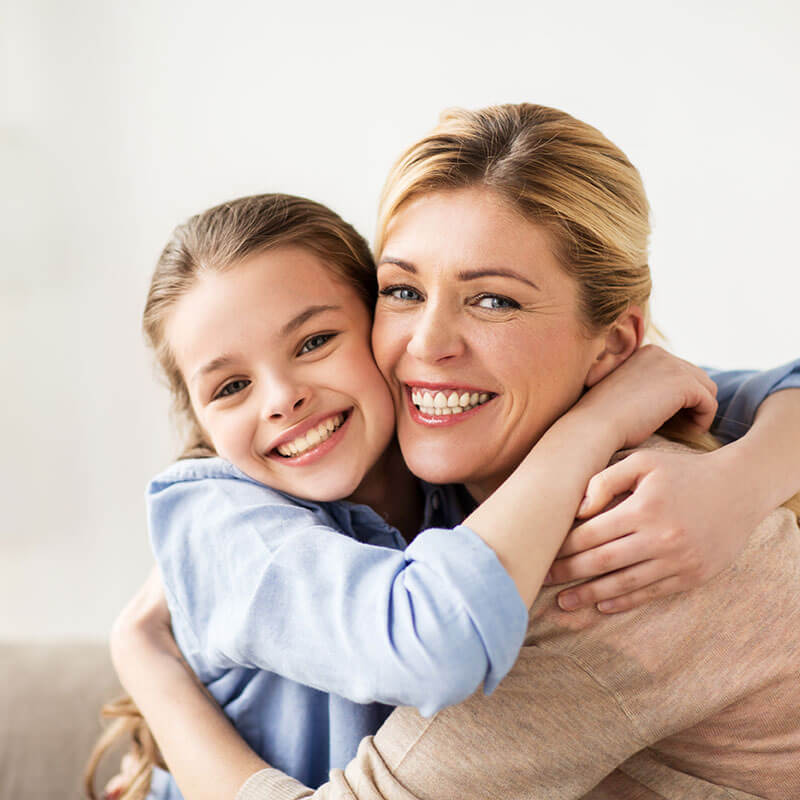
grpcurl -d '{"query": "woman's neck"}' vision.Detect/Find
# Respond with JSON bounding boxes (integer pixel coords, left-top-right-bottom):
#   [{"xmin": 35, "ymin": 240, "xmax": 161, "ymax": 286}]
[{"xmin": 348, "ymin": 437, "xmax": 424, "ymax": 542}]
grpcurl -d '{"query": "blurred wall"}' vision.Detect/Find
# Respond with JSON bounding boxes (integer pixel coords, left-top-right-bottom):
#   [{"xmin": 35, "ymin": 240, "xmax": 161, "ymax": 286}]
[{"xmin": 1, "ymin": 0, "xmax": 798, "ymax": 639}]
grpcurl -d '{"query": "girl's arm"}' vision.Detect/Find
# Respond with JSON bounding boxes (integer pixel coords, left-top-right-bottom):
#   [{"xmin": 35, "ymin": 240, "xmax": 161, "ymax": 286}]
[
  {"xmin": 114, "ymin": 473, "xmax": 800, "ymax": 800},
  {"xmin": 153, "ymin": 347, "xmax": 715, "ymax": 715},
  {"xmin": 546, "ymin": 360, "xmax": 800, "ymax": 613}
]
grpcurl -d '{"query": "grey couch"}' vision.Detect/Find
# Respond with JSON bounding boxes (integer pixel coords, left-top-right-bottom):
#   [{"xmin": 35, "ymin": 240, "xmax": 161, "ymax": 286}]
[{"xmin": 0, "ymin": 641, "xmax": 125, "ymax": 800}]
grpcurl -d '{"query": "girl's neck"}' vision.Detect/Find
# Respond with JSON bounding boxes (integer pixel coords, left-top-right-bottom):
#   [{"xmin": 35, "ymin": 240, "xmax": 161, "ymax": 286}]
[{"xmin": 348, "ymin": 437, "xmax": 424, "ymax": 542}]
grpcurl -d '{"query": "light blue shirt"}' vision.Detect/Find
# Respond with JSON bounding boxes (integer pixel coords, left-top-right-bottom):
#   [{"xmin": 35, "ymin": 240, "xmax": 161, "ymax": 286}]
[{"xmin": 147, "ymin": 360, "xmax": 800, "ymax": 798}]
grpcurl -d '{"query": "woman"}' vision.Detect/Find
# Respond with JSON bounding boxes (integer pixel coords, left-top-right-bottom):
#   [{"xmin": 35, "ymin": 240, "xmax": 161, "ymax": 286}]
[{"xmin": 111, "ymin": 104, "xmax": 800, "ymax": 799}]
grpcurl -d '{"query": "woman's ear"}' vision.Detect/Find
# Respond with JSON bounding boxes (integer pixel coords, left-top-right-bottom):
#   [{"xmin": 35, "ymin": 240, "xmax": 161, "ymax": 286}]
[{"xmin": 584, "ymin": 306, "xmax": 645, "ymax": 388}]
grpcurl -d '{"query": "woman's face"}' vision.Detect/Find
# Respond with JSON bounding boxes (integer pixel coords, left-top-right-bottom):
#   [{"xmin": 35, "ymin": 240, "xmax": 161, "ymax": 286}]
[{"xmin": 372, "ymin": 187, "xmax": 608, "ymax": 501}]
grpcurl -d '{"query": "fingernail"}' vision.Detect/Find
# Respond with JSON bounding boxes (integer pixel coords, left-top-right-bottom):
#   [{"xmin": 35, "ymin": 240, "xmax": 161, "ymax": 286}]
[
  {"xmin": 578, "ymin": 495, "xmax": 589, "ymax": 515},
  {"xmin": 597, "ymin": 600, "xmax": 615, "ymax": 613},
  {"xmin": 558, "ymin": 592, "xmax": 580, "ymax": 611}
]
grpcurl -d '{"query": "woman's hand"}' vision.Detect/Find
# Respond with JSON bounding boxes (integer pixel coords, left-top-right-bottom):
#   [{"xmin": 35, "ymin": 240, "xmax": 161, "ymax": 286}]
[
  {"xmin": 574, "ymin": 344, "xmax": 718, "ymax": 452},
  {"xmin": 545, "ymin": 445, "xmax": 768, "ymax": 612}
]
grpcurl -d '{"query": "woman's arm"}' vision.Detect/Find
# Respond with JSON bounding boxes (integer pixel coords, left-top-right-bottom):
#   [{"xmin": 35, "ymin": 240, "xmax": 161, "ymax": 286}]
[
  {"xmin": 547, "ymin": 380, "xmax": 800, "ymax": 613},
  {"xmin": 155, "ymin": 347, "xmax": 716, "ymax": 711},
  {"xmin": 119, "ymin": 485, "xmax": 800, "ymax": 800}
]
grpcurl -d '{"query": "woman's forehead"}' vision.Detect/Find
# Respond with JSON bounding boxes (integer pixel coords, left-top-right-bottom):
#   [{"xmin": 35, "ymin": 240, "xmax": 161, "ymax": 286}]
[{"xmin": 379, "ymin": 187, "xmax": 566, "ymax": 291}]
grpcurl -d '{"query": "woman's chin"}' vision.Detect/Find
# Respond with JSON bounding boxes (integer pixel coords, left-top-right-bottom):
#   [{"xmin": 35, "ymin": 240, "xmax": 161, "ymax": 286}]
[{"xmin": 402, "ymin": 448, "xmax": 486, "ymax": 489}]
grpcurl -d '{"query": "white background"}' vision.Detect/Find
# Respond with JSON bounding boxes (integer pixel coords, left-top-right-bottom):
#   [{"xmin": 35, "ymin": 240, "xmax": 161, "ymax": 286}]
[{"xmin": 1, "ymin": 0, "xmax": 798, "ymax": 639}]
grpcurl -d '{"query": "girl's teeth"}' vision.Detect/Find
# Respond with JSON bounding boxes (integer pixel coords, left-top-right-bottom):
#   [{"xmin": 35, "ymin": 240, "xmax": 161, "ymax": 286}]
[{"xmin": 276, "ymin": 413, "xmax": 345, "ymax": 458}]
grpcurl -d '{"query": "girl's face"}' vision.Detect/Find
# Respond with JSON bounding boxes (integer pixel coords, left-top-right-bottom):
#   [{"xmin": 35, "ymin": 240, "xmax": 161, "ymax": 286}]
[
  {"xmin": 372, "ymin": 187, "xmax": 607, "ymax": 501},
  {"xmin": 166, "ymin": 245, "xmax": 396, "ymax": 502}
]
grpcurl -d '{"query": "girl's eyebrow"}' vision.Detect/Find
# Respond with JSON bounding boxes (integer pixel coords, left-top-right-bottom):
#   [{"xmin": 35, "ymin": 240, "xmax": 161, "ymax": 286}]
[
  {"xmin": 192, "ymin": 354, "xmax": 238, "ymax": 385},
  {"xmin": 192, "ymin": 305, "xmax": 342, "ymax": 385},
  {"xmin": 280, "ymin": 304, "xmax": 342, "ymax": 336}
]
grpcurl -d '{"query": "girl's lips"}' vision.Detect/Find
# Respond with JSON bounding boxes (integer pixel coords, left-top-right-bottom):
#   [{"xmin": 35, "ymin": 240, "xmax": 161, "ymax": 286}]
[
  {"xmin": 267, "ymin": 410, "xmax": 352, "ymax": 467},
  {"xmin": 404, "ymin": 386, "xmax": 495, "ymax": 427}
]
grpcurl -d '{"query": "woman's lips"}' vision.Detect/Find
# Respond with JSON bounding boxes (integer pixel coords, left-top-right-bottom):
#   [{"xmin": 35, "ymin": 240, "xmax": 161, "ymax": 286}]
[{"xmin": 404, "ymin": 385, "xmax": 495, "ymax": 427}]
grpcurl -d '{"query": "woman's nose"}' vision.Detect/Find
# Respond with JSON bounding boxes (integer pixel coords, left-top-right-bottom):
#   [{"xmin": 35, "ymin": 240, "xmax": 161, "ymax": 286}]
[{"xmin": 405, "ymin": 301, "xmax": 465, "ymax": 364}]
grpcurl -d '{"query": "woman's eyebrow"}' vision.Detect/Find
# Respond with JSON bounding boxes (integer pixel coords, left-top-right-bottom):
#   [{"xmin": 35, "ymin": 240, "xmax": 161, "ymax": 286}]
[
  {"xmin": 379, "ymin": 257, "xmax": 539, "ymax": 291},
  {"xmin": 458, "ymin": 268, "xmax": 540, "ymax": 290},
  {"xmin": 378, "ymin": 257, "xmax": 416, "ymax": 274}
]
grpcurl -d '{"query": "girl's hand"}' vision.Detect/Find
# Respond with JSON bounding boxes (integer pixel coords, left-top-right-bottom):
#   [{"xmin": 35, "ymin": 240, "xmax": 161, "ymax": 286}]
[
  {"xmin": 102, "ymin": 753, "xmax": 140, "ymax": 800},
  {"xmin": 575, "ymin": 344, "xmax": 719, "ymax": 452},
  {"xmin": 545, "ymin": 445, "xmax": 767, "ymax": 613},
  {"xmin": 110, "ymin": 568, "xmax": 180, "ymax": 691}
]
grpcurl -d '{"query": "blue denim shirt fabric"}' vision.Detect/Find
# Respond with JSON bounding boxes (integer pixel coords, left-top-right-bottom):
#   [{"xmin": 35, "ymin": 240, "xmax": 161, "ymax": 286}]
[
  {"xmin": 148, "ymin": 470, "xmax": 523, "ymax": 798},
  {"xmin": 705, "ymin": 360, "xmax": 800, "ymax": 443},
  {"xmin": 146, "ymin": 360, "xmax": 799, "ymax": 799}
]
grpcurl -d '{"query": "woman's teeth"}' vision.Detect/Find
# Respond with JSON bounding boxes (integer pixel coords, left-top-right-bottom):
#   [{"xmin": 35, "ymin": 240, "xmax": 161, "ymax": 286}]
[
  {"xmin": 410, "ymin": 389, "xmax": 491, "ymax": 416},
  {"xmin": 276, "ymin": 413, "xmax": 345, "ymax": 457}
]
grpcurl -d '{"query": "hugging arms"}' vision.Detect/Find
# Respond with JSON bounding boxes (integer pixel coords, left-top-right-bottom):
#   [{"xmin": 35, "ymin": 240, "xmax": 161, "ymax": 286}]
[{"xmin": 104, "ymin": 103, "xmax": 800, "ymax": 800}]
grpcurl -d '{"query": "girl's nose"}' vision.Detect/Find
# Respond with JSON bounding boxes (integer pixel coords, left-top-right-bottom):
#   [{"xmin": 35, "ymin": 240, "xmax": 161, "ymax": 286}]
[
  {"xmin": 262, "ymin": 382, "xmax": 310, "ymax": 421},
  {"xmin": 406, "ymin": 302, "xmax": 465, "ymax": 364}
]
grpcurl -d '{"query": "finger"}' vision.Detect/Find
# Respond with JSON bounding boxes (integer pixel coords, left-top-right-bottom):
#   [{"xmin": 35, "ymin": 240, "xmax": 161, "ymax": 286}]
[
  {"xmin": 595, "ymin": 575, "xmax": 687, "ymax": 614},
  {"xmin": 577, "ymin": 457, "xmax": 645, "ymax": 518},
  {"xmin": 556, "ymin": 559, "xmax": 669, "ymax": 611},
  {"xmin": 683, "ymin": 385, "xmax": 718, "ymax": 432},
  {"xmin": 556, "ymin": 501, "xmax": 634, "ymax": 559},
  {"xmin": 550, "ymin": 532, "xmax": 658, "ymax": 589}
]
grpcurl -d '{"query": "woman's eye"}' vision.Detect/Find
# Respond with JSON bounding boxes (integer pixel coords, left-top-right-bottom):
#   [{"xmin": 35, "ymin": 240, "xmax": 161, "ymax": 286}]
[
  {"xmin": 214, "ymin": 379, "xmax": 250, "ymax": 400},
  {"xmin": 379, "ymin": 286, "xmax": 422, "ymax": 302},
  {"xmin": 299, "ymin": 333, "xmax": 334, "ymax": 355},
  {"xmin": 475, "ymin": 294, "xmax": 519, "ymax": 310}
]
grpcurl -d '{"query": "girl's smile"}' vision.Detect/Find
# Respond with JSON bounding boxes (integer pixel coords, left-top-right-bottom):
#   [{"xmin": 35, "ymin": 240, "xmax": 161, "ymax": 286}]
[{"xmin": 165, "ymin": 245, "xmax": 396, "ymax": 503}]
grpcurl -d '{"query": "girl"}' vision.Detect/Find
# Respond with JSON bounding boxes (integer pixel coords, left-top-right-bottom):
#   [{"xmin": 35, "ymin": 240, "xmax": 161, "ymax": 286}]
[{"xmin": 91, "ymin": 191, "xmax": 799, "ymax": 800}]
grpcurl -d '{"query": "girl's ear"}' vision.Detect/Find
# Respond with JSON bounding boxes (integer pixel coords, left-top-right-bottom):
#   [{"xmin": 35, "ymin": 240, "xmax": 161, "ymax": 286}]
[{"xmin": 584, "ymin": 306, "xmax": 645, "ymax": 388}]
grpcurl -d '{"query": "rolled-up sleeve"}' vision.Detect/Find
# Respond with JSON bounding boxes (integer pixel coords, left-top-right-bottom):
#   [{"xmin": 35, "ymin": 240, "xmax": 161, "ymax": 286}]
[
  {"xmin": 705, "ymin": 358, "xmax": 800, "ymax": 443},
  {"xmin": 149, "ymin": 470, "xmax": 527, "ymax": 717}
]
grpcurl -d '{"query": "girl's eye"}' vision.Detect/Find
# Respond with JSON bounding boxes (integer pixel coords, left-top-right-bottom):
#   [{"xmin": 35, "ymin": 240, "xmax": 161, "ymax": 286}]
[
  {"xmin": 214, "ymin": 379, "xmax": 251, "ymax": 400},
  {"xmin": 299, "ymin": 333, "xmax": 335, "ymax": 355},
  {"xmin": 379, "ymin": 286, "xmax": 423, "ymax": 302},
  {"xmin": 474, "ymin": 294, "xmax": 520, "ymax": 311}
]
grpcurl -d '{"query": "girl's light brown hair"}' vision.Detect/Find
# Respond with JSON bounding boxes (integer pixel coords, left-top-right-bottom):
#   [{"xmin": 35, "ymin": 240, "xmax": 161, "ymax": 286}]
[
  {"xmin": 85, "ymin": 193, "xmax": 377, "ymax": 800},
  {"xmin": 376, "ymin": 103, "xmax": 800, "ymax": 516}
]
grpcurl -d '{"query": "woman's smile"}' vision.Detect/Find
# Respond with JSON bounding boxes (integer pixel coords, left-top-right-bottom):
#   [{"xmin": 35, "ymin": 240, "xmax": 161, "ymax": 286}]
[
  {"xmin": 405, "ymin": 383, "xmax": 495, "ymax": 424},
  {"xmin": 372, "ymin": 187, "xmax": 607, "ymax": 500}
]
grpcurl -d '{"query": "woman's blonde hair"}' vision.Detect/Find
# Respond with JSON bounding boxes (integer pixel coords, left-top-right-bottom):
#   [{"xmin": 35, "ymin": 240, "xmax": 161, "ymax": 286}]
[
  {"xmin": 84, "ymin": 193, "xmax": 377, "ymax": 800},
  {"xmin": 377, "ymin": 103, "xmax": 800, "ymax": 516}
]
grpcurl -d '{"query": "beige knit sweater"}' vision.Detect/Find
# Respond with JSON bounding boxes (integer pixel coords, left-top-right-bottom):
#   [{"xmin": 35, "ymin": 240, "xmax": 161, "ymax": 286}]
[{"xmin": 237, "ymin": 438, "xmax": 800, "ymax": 800}]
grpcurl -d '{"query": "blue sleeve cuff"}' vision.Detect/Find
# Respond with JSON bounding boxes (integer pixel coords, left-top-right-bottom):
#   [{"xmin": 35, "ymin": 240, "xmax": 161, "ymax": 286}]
[
  {"xmin": 406, "ymin": 524, "xmax": 528, "ymax": 695},
  {"xmin": 704, "ymin": 359, "xmax": 800, "ymax": 444}
]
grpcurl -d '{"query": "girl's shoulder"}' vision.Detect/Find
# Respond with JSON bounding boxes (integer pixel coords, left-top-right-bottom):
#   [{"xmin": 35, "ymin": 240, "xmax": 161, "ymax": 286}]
[
  {"xmin": 147, "ymin": 456, "xmax": 308, "ymax": 510},
  {"xmin": 150, "ymin": 456, "xmax": 257, "ymax": 488}
]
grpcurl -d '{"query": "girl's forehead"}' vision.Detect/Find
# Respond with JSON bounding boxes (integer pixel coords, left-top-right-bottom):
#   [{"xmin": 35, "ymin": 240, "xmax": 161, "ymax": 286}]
[{"xmin": 167, "ymin": 250, "xmax": 369, "ymax": 374}]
